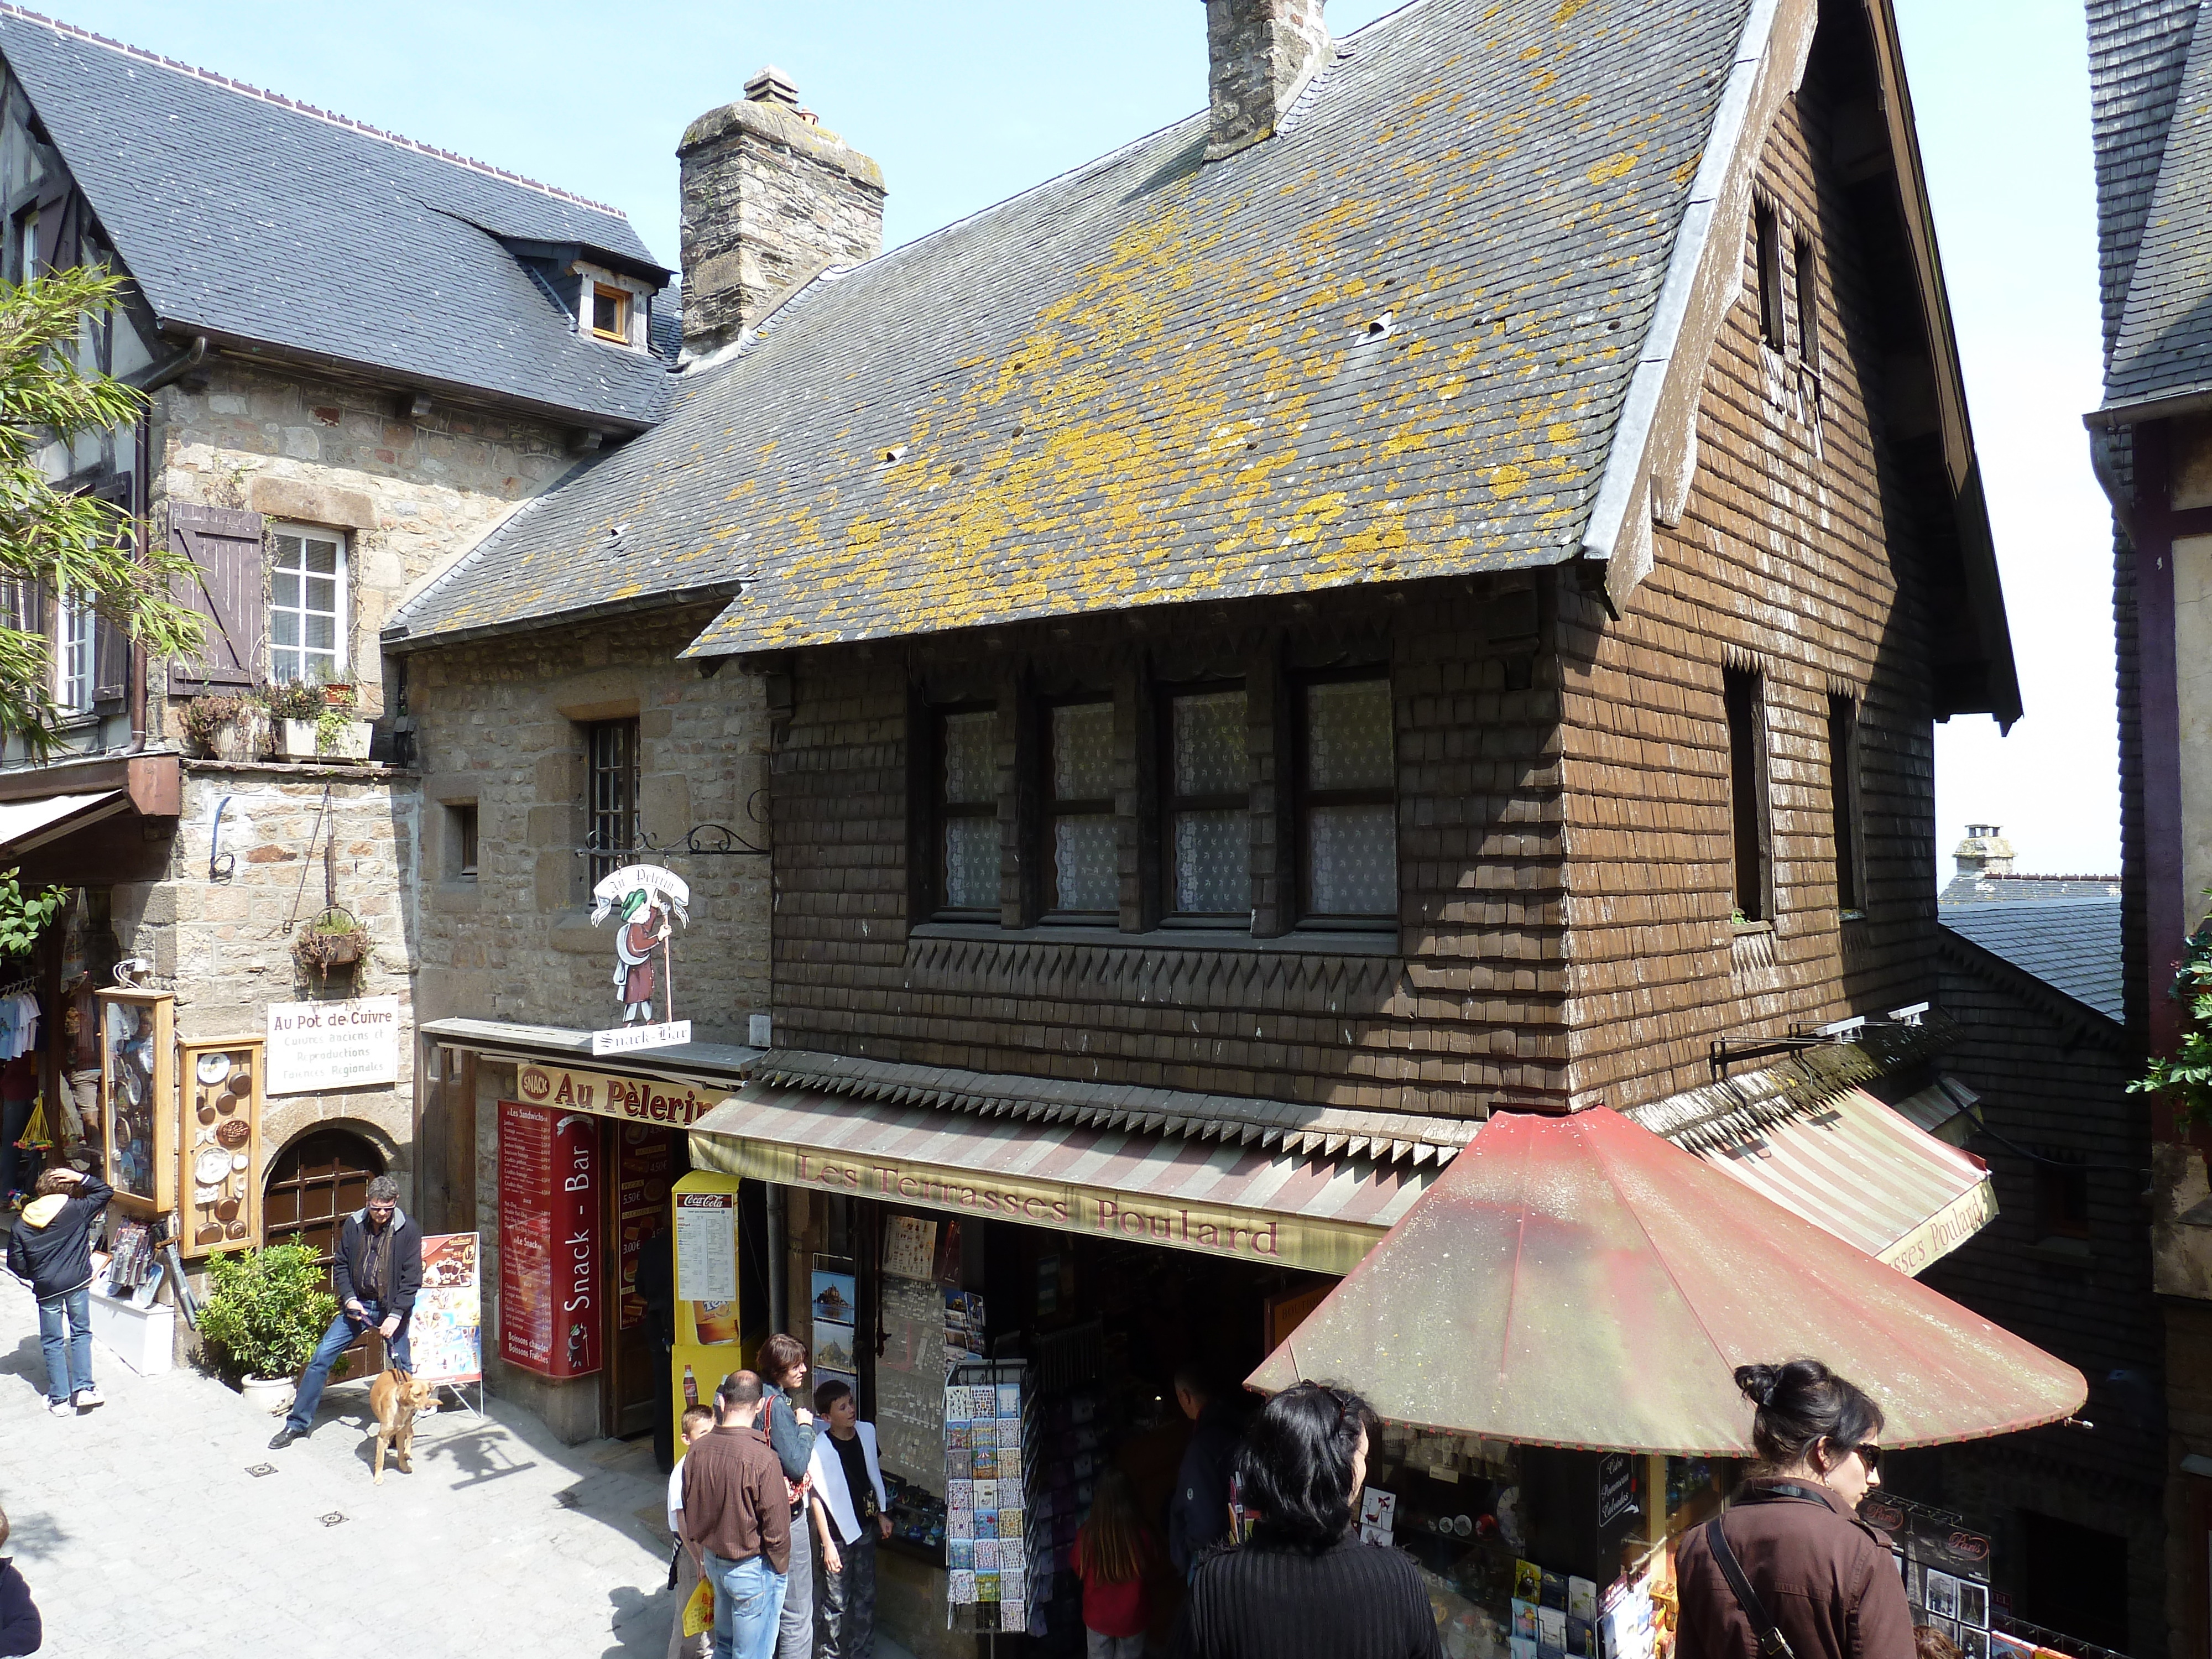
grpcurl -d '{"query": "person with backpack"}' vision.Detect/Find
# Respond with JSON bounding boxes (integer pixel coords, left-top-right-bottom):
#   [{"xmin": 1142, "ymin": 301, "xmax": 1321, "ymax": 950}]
[
  {"xmin": 1673, "ymin": 1360, "xmax": 1914, "ymax": 1659},
  {"xmin": 1073, "ymin": 1468, "xmax": 1157, "ymax": 1659},
  {"xmin": 4, "ymin": 1165, "xmax": 111, "ymax": 1417}
]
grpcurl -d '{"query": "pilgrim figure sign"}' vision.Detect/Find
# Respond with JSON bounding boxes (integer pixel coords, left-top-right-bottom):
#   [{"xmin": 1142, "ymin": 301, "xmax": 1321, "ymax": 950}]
[{"xmin": 589, "ymin": 865, "xmax": 693, "ymax": 1056}]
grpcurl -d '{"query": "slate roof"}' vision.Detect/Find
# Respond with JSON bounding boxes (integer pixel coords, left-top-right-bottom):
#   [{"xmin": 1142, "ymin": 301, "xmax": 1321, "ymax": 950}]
[
  {"xmin": 1938, "ymin": 871, "xmax": 2122, "ymax": 904},
  {"xmin": 2088, "ymin": 0, "xmax": 2203, "ymax": 359},
  {"xmin": 2099, "ymin": 0, "xmax": 2212, "ymax": 408},
  {"xmin": 389, "ymin": 0, "xmax": 1751, "ymax": 651},
  {"xmin": 1937, "ymin": 898, "xmax": 2125, "ymax": 1022},
  {"xmin": 0, "ymin": 6, "xmax": 674, "ymax": 430}
]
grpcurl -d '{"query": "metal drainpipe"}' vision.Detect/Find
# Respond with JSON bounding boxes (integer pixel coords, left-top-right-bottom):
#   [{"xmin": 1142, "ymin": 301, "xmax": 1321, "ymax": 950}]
[{"xmin": 766, "ymin": 1183, "xmax": 788, "ymax": 1338}]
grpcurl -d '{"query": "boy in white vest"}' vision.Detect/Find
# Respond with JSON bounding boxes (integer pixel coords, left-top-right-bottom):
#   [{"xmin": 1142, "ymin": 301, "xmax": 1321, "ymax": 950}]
[{"xmin": 806, "ymin": 1379, "xmax": 890, "ymax": 1659}]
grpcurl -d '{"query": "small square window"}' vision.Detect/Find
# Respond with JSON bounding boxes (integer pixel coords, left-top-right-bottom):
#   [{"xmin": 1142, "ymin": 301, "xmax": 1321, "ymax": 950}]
[
  {"xmin": 269, "ymin": 524, "xmax": 347, "ymax": 686},
  {"xmin": 591, "ymin": 284, "xmax": 629, "ymax": 343},
  {"xmin": 1161, "ymin": 686, "xmax": 1250, "ymax": 922},
  {"xmin": 447, "ymin": 802, "xmax": 479, "ymax": 880}
]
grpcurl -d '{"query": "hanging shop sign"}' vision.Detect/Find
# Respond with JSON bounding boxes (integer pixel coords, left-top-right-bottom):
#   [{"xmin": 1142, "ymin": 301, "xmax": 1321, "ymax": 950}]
[
  {"xmin": 497, "ymin": 1102, "xmax": 601, "ymax": 1379},
  {"xmin": 589, "ymin": 865, "xmax": 691, "ymax": 1056},
  {"xmin": 414, "ymin": 1232, "xmax": 484, "ymax": 1385},
  {"xmin": 266, "ymin": 995, "xmax": 401, "ymax": 1095},
  {"xmin": 96, "ymin": 989, "xmax": 173, "ymax": 1219},
  {"xmin": 177, "ymin": 1036, "xmax": 263, "ymax": 1256},
  {"xmin": 512, "ymin": 1060, "xmax": 719, "ymax": 1128}
]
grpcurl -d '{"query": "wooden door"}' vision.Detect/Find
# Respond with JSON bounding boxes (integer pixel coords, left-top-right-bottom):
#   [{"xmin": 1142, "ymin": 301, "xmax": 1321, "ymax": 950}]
[{"xmin": 604, "ymin": 1121, "xmax": 678, "ymax": 1437}]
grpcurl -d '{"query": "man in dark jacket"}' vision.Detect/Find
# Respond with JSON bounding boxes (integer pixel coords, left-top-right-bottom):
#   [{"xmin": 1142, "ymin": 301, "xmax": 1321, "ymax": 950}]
[
  {"xmin": 1168, "ymin": 1364, "xmax": 1241, "ymax": 1574},
  {"xmin": 269, "ymin": 1175, "xmax": 421, "ymax": 1449},
  {"xmin": 5, "ymin": 1166, "xmax": 110, "ymax": 1417}
]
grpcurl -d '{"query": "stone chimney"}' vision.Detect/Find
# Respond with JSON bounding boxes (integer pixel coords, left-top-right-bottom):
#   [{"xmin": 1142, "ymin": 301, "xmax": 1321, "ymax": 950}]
[
  {"xmin": 1204, "ymin": 0, "xmax": 1331, "ymax": 159},
  {"xmin": 1953, "ymin": 823, "xmax": 2015, "ymax": 880},
  {"xmin": 676, "ymin": 67, "xmax": 885, "ymax": 359}
]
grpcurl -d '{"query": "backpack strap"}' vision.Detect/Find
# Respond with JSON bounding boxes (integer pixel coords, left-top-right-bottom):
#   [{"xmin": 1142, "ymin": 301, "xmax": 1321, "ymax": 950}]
[{"xmin": 1702, "ymin": 1515, "xmax": 1797, "ymax": 1659}]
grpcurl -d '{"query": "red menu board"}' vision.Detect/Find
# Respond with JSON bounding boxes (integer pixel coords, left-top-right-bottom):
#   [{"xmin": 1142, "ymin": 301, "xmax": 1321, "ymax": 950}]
[
  {"xmin": 617, "ymin": 1125, "xmax": 674, "ymax": 1331},
  {"xmin": 497, "ymin": 1102, "xmax": 602, "ymax": 1379}
]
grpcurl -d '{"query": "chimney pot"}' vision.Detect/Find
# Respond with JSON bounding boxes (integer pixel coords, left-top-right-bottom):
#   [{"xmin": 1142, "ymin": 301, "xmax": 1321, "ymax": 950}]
[
  {"xmin": 677, "ymin": 74, "xmax": 885, "ymax": 359},
  {"xmin": 1205, "ymin": 0, "xmax": 1331, "ymax": 160}
]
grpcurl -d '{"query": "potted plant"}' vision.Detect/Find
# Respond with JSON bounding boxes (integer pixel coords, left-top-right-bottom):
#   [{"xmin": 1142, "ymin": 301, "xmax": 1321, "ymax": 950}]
[
  {"xmin": 178, "ymin": 691, "xmax": 268, "ymax": 761},
  {"xmin": 267, "ymin": 679, "xmax": 370, "ymax": 763},
  {"xmin": 196, "ymin": 1239, "xmax": 338, "ymax": 1415},
  {"xmin": 292, "ymin": 906, "xmax": 368, "ymax": 980}
]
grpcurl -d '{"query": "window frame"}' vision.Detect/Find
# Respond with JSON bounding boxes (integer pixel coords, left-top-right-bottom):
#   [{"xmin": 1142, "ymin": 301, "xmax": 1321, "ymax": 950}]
[
  {"xmin": 1040, "ymin": 696, "xmax": 1117, "ymax": 925},
  {"xmin": 1723, "ymin": 666, "xmax": 1772, "ymax": 924},
  {"xmin": 447, "ymin": 801, "xmax": 480, "ymax": 881},
  {"xmin": 56, "ymin": 586, "xmax": 92, "ymax": 716},
  {"xmin": 1753, "ymin": 196, "xmax": 1787, "ymax": 352},
  {"xmin": 1157, "ymin": 679, "xmax": 1251, "ymax": 928},
  {"xmin": 2034, "ymin": 1158, "xmax": 2091, "ymax": 1244},
  {"xmin": 13, "ymin": 205, "xmax": 35, "ymax": 286},
  {"xmin": 928, "ymin": 702, "xmax": 999, "ymax": 921},
  {"xmin": 1292, "ymin": 668, "xmax": 1399, "ymax": 930},
  {"xmin": 1793, "ymin": 231, "xmax": 1821, "ymax": 375},
  {"xmin": 590, "ymin": 283, "xmax": 630, "ymax": 345},
  {"xmin": 585, "ymin": 718, "xmax": 640, "ymax": 887},
  {"xmin": 267, "ymin": 520, "xmax": 349, "ymax": 687},
  {"xmin": 1827, "ymin": 693, "xmax": 1863, "ymax": 918}
]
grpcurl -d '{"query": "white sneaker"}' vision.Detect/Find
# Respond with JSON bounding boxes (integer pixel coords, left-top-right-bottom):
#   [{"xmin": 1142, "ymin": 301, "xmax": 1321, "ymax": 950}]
[
  {"xmin": 48, "ymin": 1400, "xmax": 71, "ymax": 1417},
  {"xmin": 74, "ymin": 1385, "xmax": 103, "ymax": 1410}
]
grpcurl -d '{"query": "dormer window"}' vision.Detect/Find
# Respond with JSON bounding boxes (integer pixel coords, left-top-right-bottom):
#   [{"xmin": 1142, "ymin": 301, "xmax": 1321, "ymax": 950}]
[{"xmin": 591, "ymin": 284, "xmax": 629, "ymax": 343}]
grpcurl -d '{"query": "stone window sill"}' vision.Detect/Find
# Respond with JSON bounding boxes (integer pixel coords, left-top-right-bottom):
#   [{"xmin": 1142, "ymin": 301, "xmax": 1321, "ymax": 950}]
[
  {"xmin": 907, "ymin": 920, "xmax": 1400, "ymax": 957},
  {"xmin": 2023, "ymin": 1238, "xmax": 2094, "ymax": 1270},
  {"xmin": 1730, "ymin": 919, "xmax": 1773, "ymax": 937}
]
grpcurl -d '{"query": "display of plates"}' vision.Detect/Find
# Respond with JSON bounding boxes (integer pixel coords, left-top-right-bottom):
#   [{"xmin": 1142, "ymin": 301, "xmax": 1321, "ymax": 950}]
[
  {"xmin": 195, "ymin": 1053, "xmax": 232, "ymax": 1086},
  {"xmin": 231, "ymin": 1152, "xmax": 248, "ymax": 1171},
  {"xmin": 216, "ymin": 1119, "xmax": 249, "ymax": 1149},
  {"xmin": 194, "ymin": 1149, "xmax": 232, "ymax": 1186}
]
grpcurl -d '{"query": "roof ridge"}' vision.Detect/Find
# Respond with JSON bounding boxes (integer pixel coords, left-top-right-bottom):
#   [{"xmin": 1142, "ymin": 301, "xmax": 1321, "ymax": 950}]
[{"xmin": 0, "ymin": 2, "xmax": 630, "ymax": 220}]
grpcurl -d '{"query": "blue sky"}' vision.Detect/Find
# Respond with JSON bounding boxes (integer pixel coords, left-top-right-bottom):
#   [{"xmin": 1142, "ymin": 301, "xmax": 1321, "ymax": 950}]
[{"xmin": 40, "ymin": 0, "xmax": 2117, "ymax": 874}]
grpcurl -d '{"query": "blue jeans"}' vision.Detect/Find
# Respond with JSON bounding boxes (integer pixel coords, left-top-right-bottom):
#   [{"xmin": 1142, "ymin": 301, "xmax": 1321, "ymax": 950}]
[
  {"xmin": 706, "ymin": 1550, "xmax": 786, "ymax": 1659},
  {"xmin": 37, "ymin": 1285, "xmax": 92, "ymax": 1404},
  {"xmin": 284, "ymin": 1301, "xmax": 410, "ymax": 1432}
]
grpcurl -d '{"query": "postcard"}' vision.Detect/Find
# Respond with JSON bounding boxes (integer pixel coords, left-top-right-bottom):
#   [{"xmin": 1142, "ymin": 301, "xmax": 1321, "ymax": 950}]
[
  {"xmin": 975, "ymin": 1538, "xmax": 1000, "ymax": 1572},
  {"xmin": 998, "ymin": 1384, "xmax": 1022, "ymax": 1415},
  {"xmin": 1569, "ymin": 1578, "xmax": 1598, "ymax": 1623},
  {"xmin": 1956, "ymin": 1582, "xmax": 1989, "ymax": 1630},
  {"xmin": 948, "ymin": 1480, "xmax": 973, "ymax": 1511},
  {"xmin": 1000, "ymin": 1506, "xmax": 1025, "ymax": 1538},
  {"xmin": 1568, "ymin": 1617, "xmax": 1593, "ymax": 1656},
  {"xmin": 1960, "ymin": 1631, "xmax": 1989, "ymax": 1659},
  {"xmin": 812, "ymin": 1270, "xmax": 857, "ymax": 1326},
  {"xmin": 1925, "ymin": 1571, "xmax": 1959, "ymax": 1620},
  {"xmin": 1510, "ymin": 1639, "xmax": 1539, "ymax": 1659},
  {"xmin": 949, "ymin": 1570, "xmax": 975, "ymax": 1603},
  {"xmin": 948, "ymin": 1539, "xmax": 973, "ymax": 1571},
  {"xmin": 974, "ymin": 1480, "xmax": 998, "ymax": 1510},
  {"xmin": 948, "ymin": 1510, "xmax": 973, "ymax": 1541},
  {"xmin": 1515, "ymin": 1562, "xmax": 1542, "ymax": 1603},
  {"xmin": 1512, "ymin": 1600, "xmax": 1538, "ymax": 1642},
  {"xmin": 813, "ymin": 1321, "xmax": 856, "ymax": 1375},
  {"xmin": 1538, "ymin": 1607, "xmax": 1568, "ymax": 1649},
  {"xmin": 977, "ymin": 1571, "xmax": 1000, "ymax": 1603},
  {"xmin": 1541, "ymin": 1572, "xmax": 1568, "ymax": 1613}
]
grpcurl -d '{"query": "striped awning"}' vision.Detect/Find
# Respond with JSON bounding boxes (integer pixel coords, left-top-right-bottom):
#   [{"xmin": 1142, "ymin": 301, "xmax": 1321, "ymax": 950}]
[
  {"xmin": 1650, "ymin": 1085, "xmax": 1996, "ymax": 1275},
  {"xmin": 690, "ymin": 1081, "xmax": 1454, "ymax": 1276}
]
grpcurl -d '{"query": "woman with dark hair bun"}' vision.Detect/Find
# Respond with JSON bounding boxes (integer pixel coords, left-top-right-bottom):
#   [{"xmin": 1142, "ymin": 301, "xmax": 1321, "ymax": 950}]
[
  {"xmin": 1675, "ymin": 1360, "xmax": 1914, "ymax": 1659},
  {"xmin": 1170, "ymin": 1381, "xmax": 1442, "ymax": 1659}
]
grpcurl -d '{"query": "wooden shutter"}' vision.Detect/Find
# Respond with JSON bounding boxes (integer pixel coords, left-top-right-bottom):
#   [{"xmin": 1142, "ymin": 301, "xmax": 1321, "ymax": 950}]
[
  {"xmin": 168, "ymin": 503, "xmax": 264, "ymax": 693},
  {"xmin": 33, "ymin": 179, "xmax": 79, "ymax": 275},
  {"xmin": 90, "ymin": 473, "xmax": 130, "ymax": 708}
]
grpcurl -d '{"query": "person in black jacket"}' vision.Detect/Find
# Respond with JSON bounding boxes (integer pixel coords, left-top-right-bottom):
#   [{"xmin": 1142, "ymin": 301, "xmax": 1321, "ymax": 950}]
[
  {"xmin": 1168, "ymin": 1364, "xmax": 1242, "ymax": 1575},
  {"xmin": 4, "ymin": 1166, "xmax": 111, "ymax": 1417},
  {"xmin": 1171, "ymin": 1381, "xmax": 1441, "ymax": 1659},
  {"xmin": 0, "ymin": 1504, "xmax": 41, "ymax": 1656},
  {"xmin": 269, "ymin": 1175, "xmax": 421, "ymax": 1449}
]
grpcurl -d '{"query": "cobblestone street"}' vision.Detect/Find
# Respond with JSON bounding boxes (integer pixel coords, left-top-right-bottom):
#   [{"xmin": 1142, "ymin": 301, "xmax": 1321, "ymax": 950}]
[{"xmin": 0, "ymin": 1273, "xmax": 688, "ymax": 1657}]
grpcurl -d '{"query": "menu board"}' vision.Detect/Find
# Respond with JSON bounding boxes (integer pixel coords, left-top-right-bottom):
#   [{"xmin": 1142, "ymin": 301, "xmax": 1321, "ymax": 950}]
[
  {"xmin": 496, "ymin": 1102, "xmax": 601, "ymax": 1378},
  {"xmin": 414, "ymin": 1233, "xmax": 483, "ymax": 1384},
  {"xmin": 178, "ymin": 1036, "xmax": 263, "ymax": 1256},
  {"xmin": 615, "ymin": 1125, "xmax": 674, "ymax": 1331},
  {"xmin": 875, "ymin": 1271, "xmax": 946, "ymax": 1491},
  {"xmin": 97, "ymin": 989, "xmax": 174, "ymax": 1217}
]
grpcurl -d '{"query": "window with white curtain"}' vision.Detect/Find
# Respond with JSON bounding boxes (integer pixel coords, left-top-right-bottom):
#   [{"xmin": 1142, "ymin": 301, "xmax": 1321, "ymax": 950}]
[
  {"xmin": 58, "ymin": 589, "xmax": 91, "ymax": 713},
  {"xmin": 269, "ymin": 524, "xmax": 346, "ymax": 684},
  {"xmin": 1298, "ymin": 675, "xmax": 1397, "ymax": 923}
]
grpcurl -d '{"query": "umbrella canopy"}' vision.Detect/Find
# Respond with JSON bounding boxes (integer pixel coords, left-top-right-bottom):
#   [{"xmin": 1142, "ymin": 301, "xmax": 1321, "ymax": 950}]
[{"xmin": 1247, "ymin": 1107, "xmax": 2085, "ymax": 1453}]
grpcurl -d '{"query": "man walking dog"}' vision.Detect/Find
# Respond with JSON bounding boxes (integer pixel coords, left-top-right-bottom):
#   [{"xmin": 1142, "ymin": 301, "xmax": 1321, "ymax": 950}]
[{"xmin": 270, "ymin": 1175, "xmax": 421, "ymax": 1449}]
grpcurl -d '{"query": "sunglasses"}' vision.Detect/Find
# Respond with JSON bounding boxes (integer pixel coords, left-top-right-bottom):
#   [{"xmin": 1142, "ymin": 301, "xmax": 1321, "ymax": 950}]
[{"xmin": 1846, "ymin": 1441, "xmax": 1881, "ymax": 1472}]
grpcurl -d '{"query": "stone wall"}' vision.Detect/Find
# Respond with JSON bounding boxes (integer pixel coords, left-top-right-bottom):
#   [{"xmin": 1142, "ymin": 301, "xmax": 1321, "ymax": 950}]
[
  {"xmin": 106, "ymin": 762, "xmax": 418, "ymax": 1186},
  {"xmin": 150, "ymin": 356, "xmax": 581, "ymax": 721},
  {"xmin": 403, "ymin": 606, "xmax": 773, "ymax": 1042}
]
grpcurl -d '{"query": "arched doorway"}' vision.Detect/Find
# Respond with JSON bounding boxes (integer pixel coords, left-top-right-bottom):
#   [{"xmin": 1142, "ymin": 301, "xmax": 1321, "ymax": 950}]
[{"xmin": 263, "ymin": 1126, "xmax": 387, "ymax": 1275}]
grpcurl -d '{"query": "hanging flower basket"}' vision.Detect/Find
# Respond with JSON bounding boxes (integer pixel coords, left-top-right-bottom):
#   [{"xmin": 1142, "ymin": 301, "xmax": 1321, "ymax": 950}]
[{"xmin": 291, "ymin": 907, "xmax": 367, "ymax": 978}]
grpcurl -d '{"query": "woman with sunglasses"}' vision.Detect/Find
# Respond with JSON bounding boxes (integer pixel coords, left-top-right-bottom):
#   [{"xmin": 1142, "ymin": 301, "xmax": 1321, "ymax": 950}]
[
  {"xmin": 1170, "ymin": 1381, "xmax": 1442, "ymax": 1659},
  {"xmin": 1676, "ymin": 1360, "xmax": 1914, "ymax": 1659}
]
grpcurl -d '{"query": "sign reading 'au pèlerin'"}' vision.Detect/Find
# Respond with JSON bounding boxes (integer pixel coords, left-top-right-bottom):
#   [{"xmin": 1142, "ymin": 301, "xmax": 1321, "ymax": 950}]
[{"xmin": 513, "ymin": 1062, "xmax": 718, "ymax": 1127}]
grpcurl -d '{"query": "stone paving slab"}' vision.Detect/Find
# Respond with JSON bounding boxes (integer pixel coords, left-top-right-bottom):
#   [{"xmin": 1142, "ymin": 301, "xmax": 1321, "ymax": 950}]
[{"xmin": 0, "ymin": 1273, "xmax": 874, "ymax": 1658}]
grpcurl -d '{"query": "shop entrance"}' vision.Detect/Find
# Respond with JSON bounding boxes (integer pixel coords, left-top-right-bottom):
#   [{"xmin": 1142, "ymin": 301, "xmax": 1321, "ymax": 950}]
[
  {"xmin": 602, "ymin": 1120, "xmax": 685, "ymax": 1438},
  {"xmin": 264, "ymin": 1127, "xmax": 387, "ymax": 1268}
]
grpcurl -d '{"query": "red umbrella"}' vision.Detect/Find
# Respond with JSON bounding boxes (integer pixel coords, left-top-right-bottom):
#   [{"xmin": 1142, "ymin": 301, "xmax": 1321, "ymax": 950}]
[{"xmin": 1247, "ymin": 1107, "xmax": 2085, "ymax": 1453}]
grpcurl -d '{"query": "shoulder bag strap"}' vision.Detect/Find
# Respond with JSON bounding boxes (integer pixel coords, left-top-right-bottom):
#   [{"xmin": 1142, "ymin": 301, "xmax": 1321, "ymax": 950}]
[{"xmin": 1703, "ymin": 1515, "xmax": 1797, "ymax": 1659}]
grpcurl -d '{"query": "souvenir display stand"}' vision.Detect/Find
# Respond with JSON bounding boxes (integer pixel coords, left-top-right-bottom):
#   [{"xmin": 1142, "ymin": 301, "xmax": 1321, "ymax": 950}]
[
  {"xmin": 95, "ymin": 988, "xmax": 173, "ymax": 1219},
  {"xmin": 176, "ymin": 1037, "xmax": 264, "ymax": 1255},
  {"xmin": 944, "ymin": 1358, "xmax": 1039, "ymax": 1636}
]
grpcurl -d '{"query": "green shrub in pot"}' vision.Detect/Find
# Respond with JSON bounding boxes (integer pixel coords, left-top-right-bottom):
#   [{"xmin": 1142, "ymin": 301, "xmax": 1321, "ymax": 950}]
[{"xmin": 197, "ymin": 1239, "xmax": 338, "ymax": 1385}]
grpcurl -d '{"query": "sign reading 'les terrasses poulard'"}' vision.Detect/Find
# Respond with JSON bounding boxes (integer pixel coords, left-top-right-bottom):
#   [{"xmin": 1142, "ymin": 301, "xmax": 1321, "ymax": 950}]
[{"xmin": 514, "ymin": 1062, "xmax": 717, "ymax": 1127}]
